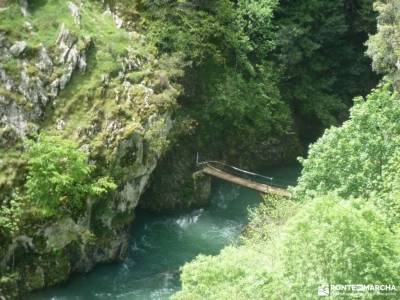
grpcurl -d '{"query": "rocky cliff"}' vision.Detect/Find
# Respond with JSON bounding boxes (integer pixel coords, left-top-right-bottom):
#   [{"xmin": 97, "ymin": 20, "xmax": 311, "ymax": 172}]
[{"xmin": 0, "ymin": 0, "xmax": 183, "ymax": 297}]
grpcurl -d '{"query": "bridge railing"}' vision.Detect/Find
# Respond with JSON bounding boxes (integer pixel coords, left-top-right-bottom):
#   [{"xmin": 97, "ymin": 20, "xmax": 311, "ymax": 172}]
[{"xmin": 196, "ymin": 154, "xmax": 297, "ymax": 189}]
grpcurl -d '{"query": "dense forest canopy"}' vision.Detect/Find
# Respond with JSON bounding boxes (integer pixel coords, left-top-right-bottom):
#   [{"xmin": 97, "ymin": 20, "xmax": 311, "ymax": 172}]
[{"xmin": 275, "ymin": 0, "xmax": 378, "ymax": 140}]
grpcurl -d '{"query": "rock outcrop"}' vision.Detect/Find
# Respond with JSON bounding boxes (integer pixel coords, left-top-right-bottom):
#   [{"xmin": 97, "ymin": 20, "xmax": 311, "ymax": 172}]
[
  {"xmin": 19, "ymin": 0, "xmax": 29, "ymax": 17},
  {"xmin": 0, "ymin": 1, "xmax": 184, "ymax": 298},
  {"xmin": 141, "ymin": 138, "xmax": 212, "ymax": 212},
  {"xmin": 9, "ymin": 41, "xmax": 27, "ymax": 57},
  {"xmin": 68, "ymin": 2, "xmax": 81, "ymax": 25},
  {"xmin": 0, "ymin": 22, "xmax": 90, "ymax": 146}
]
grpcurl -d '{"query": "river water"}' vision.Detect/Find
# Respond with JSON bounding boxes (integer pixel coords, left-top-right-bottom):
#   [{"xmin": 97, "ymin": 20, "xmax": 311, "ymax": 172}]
[{"xmin": 32, "ymin": 165, "xmax": 300, "ymax": 300}]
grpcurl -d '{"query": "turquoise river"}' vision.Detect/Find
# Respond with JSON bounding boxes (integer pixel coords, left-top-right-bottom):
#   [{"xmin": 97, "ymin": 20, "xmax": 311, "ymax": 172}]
[{"xmin": 32, "ymin": 165, "xmax": 300, "ymax": 300}]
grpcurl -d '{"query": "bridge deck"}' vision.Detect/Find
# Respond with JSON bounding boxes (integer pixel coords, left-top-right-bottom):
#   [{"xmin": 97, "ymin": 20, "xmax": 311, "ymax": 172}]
[{"xmin": 202, "ymin": 165, "xmax": 291, "ymax": 197}]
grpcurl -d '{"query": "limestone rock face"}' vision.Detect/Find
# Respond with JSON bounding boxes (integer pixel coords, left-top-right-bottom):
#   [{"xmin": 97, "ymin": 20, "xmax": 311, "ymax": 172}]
[
  {"xmin": 36, "ymin": 46, "xmax": 53, "ymax": 73},
  {"xmin": 103, "ymin": 5, "xmax": 124, "ymax": 28},
  {"xmin": 68, "ymin": 2, "xmax": 81, "ymax": 25},
  {"xmin": 9, "ymin": 41, "xmax": 27, "ymax": 57},
  {"xmin": 0, "ymin": 98, "xmax": 28, "ymax": 146},
  {"xmin": 19, "ymin": 0, "xmax": 29, "ymax": 17},
  {"xmin": 141, "ymin": 138, "xmax": 212, "ymax": 212},
  {"xmin": 0, "ymin": 24, "xmax": 90, "ymax": 144}
]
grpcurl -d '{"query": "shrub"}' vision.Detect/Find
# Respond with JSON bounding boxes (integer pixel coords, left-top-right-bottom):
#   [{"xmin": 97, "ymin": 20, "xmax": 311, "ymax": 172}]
[{"xmin": 25, "ymin": 134, "xmax": 116, "ymax": 217}]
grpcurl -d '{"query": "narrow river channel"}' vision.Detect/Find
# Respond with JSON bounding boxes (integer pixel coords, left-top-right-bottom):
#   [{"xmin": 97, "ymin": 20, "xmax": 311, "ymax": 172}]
[{"xmin": 32, "ymin": 165, "xmax": 301, "ymax": 300}]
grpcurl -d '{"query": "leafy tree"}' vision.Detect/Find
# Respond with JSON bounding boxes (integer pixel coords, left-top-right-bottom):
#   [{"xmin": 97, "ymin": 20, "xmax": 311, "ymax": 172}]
[
  {"xmin": 171, "ymin": 3, "xmax": 398, "ymax": 297},
  {"xmin": 236, "ymin": 0, "xmax": 278, "ymax": 60},
  {"xmin": 173, "ymin": 245, "xmax": 273, "ymax": 300},
  {"xmin": 174, "ymin": 195, "xmax": 400, "ymax": 299},
  {"xmin": 377, "ymin": 151, "xmax": 400, "ymax": 227},
  {"xmin": 292, "ymin": 81, "xmax": 400, "ymax": 227},
  {"xmin": 366, "ymin": 0, "xmax": 400, "ymax": 80},
  {"xmin": 138, "ymin": 0, "xmax": 295, "ymax": 163},
  {"xmin": 294, "ymin": 83, "xmax": 400, "ymax": 201},
  {"xmin": 139, "ymin": 0, "xmax": 378, "ymax": 153},
  {"xmin": 243, "ymin": 195, "xmax": 299, "ymax": 243},
  {"xmin": 25, "ymin": 134, "xmax": 116, "ymax": 217},
  {"xmin": 277, "ymin": 195, "xmax": 400, "ymax": 299}
]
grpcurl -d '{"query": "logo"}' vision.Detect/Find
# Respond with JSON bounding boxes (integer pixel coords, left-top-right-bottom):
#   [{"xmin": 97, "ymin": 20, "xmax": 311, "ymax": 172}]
[
  {"xmin": 318, "ymin": 284, "xmax": 398, "ymax": 297},
  {"xmin": 318, "ymin": 285, "xmax": 330, "ymax": 296}
]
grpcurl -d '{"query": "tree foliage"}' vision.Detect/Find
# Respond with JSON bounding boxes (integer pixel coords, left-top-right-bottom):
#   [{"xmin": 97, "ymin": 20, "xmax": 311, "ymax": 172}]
[
  {"xmin": 104, "ymin": 0, "xmax": 379, "ymax": 160},
  {"xmin": 189, "ymin": 64, "xmax": 293, "ymax": 157},
  {"xmin": 25, "ymin": 134, "xmax": 116, "ymax": 216},
  {"xmin": 136, "ymin": 0, "xmax": 296, "ymax": 161},
  {"xmin": 0, "ymin": 197, "xmax": 22, "ymax": 238},
  {"xmin": 366, "ymin": 0, "xmax": 400, "ymax": 79},
  {"xmin": 278, "ymin": 195, "xmax": 400, "ymax": 299},
  {"xmin": 136, "ymin": 0, "xmax": 378, "ymax": 155},
  {"xmin": 274, "ymin": 0, "xmax": 378, "ymax": 140},
  {"xmin": 292, "ymin": 82, "xmax": 400, "ymax": 228},
  {"xmin": 139, "ymin": 0, "xmax": 244, "ymax": 66},
  {"xmin": 171, "ymin": 1, "xmax": 398, "ymax": 292},
  {"xmin": 294, "ymin": 83, "xmax": 400, "ymax": 200},
  {"xmin": 174, "ymin": 196, "xmax": 400, "ymax": 299}
]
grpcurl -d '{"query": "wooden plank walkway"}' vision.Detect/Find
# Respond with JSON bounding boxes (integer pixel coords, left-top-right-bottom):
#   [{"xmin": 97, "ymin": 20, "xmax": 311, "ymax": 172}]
[{"xmin": 202, "ymin": 165, "xmax": 291, "ymax": 197}]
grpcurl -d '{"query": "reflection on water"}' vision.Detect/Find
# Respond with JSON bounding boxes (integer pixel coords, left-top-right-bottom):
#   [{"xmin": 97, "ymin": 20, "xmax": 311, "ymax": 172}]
[{"xmin": 31, "ymin": 165, "xmax": 300, "ymax": 300}]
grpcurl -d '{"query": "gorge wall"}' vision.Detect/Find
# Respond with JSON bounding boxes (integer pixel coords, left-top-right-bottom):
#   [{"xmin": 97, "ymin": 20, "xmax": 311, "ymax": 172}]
[{"xmin": 0, "ymin": 1, "xmax": 183, "ymax": 297}]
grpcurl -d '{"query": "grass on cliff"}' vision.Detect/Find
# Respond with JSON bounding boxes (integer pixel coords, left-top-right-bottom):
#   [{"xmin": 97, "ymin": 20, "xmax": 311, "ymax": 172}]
[
  {"xmin": 0, "ymin": 0, "xmax": 130, "ymax": 52},
  {"xmin": 2, "ymin": 0, "xmax": 183, "ymax": 167},
  {"xmin": 1, "ymin": 0, "xmax": 133, "ymax": 123},
  {"xmin": 0, "ymin": 1, "xmax": 149, "ymax": 132}
]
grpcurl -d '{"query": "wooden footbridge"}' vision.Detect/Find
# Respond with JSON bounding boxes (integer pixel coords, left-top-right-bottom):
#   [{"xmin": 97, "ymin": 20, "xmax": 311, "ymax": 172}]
[{"xmin": 197, "ymin": 156, "xmax": 292, "ymax": 197}]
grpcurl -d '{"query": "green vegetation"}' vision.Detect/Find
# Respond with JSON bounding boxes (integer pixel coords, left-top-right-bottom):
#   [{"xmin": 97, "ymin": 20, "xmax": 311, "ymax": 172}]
[
  {"xmin": 293, "ymin": 82, "xmax": 400, "ymax": 228},
  {"xmin": 25, "ymin": 134, "xmax": 116, "ymax": 217},
  {"xmin": 366, "ymin": 0, "xmax": 400, "ymax": 78},
  {"xmin": 188, "ymin": 67, "xmax": 293, "ymax": 157},
  {"xmin": 175, "ymin": 196, "xmax": 400, "ymax": 300},
  {"xmin": 176, "ymin": 85, "xmax": 400, "ymax": 298},
  {"xmin": 131, "ymin": 0, "xmax": 379, "ymax": 222},
  {"xmin": 113, "ymin": 0, "xmax": 292, "ymax": 163},
  {"xmin": 274, "ymin": 0, "xmax": 378, "ymax": 140},
  {"xmin": 294, "ymin": 83, "xmax": 399, "ymax": 199},
  {"xmin": 1, "ymin": 0, "xmax": 398, "ymax": 298},
  {"xmin": 0, "ymin": 197, "xmax": 22, "ymax": 237},
  {"xmin": 131, "ymin": 0, "xmax": 378, "ymax": 157},
  {"xmin": 0, "ymin": 0, "xmax": 129, "ymax": 51},
  {"xmin": 0, "ymin": 134, "xmax": 115, "ymax": 251},
  {"xmin": 277, "ymin": 196, "xmax": 400, "ymax": 299},
  {"xmin": 173, "ymin": 1, "xmax": 400, "ymax": 298},
  {"xmin": 0, "ymin": 0, "xmax": 184, "ymax": 196}
]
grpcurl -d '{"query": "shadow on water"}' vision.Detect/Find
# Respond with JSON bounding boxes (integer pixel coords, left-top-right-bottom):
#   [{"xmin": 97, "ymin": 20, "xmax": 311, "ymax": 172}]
[{"xmin": 31, "ymin": 164, "xmax": 300, "ymax": 300}]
